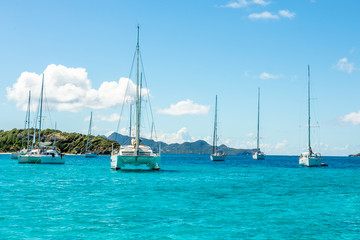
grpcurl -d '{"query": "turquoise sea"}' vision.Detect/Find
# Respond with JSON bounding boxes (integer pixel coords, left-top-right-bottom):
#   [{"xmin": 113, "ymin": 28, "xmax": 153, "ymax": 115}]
[{"xmin": 1, "ymin": 154, "xmax": 360, "ymax": 239}]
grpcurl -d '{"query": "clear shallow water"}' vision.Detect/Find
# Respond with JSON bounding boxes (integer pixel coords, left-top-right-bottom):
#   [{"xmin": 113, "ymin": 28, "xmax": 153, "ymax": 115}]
[{"xmin": 1, "ymin": 154, "xmax": 360, "ymax": 239}]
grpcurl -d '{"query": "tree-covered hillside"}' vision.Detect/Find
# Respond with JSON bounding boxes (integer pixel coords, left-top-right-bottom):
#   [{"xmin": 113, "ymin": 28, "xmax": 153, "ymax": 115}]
[{"xmin": 0, "ymin": 128, "xmax": 119, "ymax": 154}]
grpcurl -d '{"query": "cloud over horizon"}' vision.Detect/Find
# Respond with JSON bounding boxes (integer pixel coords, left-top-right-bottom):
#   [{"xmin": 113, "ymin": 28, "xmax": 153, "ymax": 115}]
[
  {"xmin": 222, "ymin": 0, "xmax": 270, "ymax": 8},
  {"xmin": 249, "ymin": 10, "xmax": 295, "ymax": 20},
  {"xmin": 158, "ymin": 99, "xmax": 210, "ymax": 116},
  {"xmin": 260, "ymin": 72, "xmax": 282, "ymax": 80},
  {"xmin": 336, "ymin": 57, "xmax": 355, "ymax": 73},
  {"xmin": 340, "ymin": 111, "xmax": 360, "ymax": 125},
  {"xmin": 6, "ymin": 64, "xmax": 149, "ymax": 112}
]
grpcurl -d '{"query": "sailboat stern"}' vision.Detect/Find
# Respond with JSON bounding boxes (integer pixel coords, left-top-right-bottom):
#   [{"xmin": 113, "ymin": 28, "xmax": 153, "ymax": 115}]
[
  {"xmin": 111, "ymin": 146, "xmax": 160, "ymax": 170},
  {"xmin": 299, "ymin": 152, "xmax": 321, "ymax": 167}
]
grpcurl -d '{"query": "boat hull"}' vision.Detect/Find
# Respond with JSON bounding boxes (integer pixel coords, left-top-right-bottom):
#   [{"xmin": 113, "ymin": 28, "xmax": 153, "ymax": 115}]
[
  {"xmin": 85, "ymin": 153, "xmax": 98, "ymax": 158},
  {"xmin": 111, "ymin": 154, "xmax": 160, "ymax": 170},
  {"xmin": 18, "ymin": 155, "xmax": 41, "ymax": 164},
  {"xmin": 11, "ymin": 152, "xmax": 21, "ymax": 159},
  {"xmin": 18, "ymin": 155, "xmax": 65, "ymax": 164},
  {"xmin": 210, "ymin": 155, "xmax": 226, "ymax": 161},
  {"xmin": 252, "ymin": 152, "xmax": 265, "ymax": 160},
  {"xmin": 299, "ymin": 156, "xmax": 321, "ymax": 167}
]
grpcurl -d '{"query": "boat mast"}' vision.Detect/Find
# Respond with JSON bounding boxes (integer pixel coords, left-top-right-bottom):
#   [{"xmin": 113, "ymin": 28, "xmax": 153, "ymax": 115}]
[
  {"xmin": 22, "ymin": 91, "xmax": 31, "ymax": 149},
  {"xmin": 86, "ymin": 112, "xmax": 92, "ymax": 153},
  {"xmin": 27, "ymin": 91, "xmax": 31, "ymax": 149},
  {"xmin": 38, "ymin": 74, "xmax": 44, "ymax": 150},
  {"xmin": 54, "ymin": 122, "xmax": 57, "ymax": 147},
  {"xmin": 212, "ymin": 95, "xmax": 218, "ymax": 155},
  {"xmin": 308, "ymin": 65, "xmax": 311, "ymax": 154},
  {"xmin": 129, "ymin": 104, "xmax": 132, "ymax": 144},
  {"xmin": 135, "ymin": 25, "xmax": 141, "ymax": 154},
  {"xmin": 256, "ymin": 88, "xmax": 260, "ymax": 153}
]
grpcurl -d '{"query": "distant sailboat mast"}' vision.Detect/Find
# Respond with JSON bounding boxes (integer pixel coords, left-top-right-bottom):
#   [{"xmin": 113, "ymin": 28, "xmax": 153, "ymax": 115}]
[
  {"xmin": 135, "ymin": 25, "xmax": 141, "ymax": 155},
  {"xmin": 27, "ymin": 91, "xmax": 31, "ymax": 149},
  {"xmin": 256, "ymin": 88, "xmax": 260, "ymax": 153},
  {"xmin": 85, "ymin": 112, "xmax": 93, "ymax": 153},
  {"xmin": 307, "ymin": 65, "xmax": 311, "ymax": 155},
  {"xmin": 129, "ymin": 104, "xmax": 132, "ymax": 144},
  {"xmin": 38, "ymin": 74, "xmax": 45, "ymax": 150},
  {"xmin": 54, "ymin": 122, "xmax": 57, "ymax": 146},
  {"xmin": 212, "ymin": 95, "xmax": 218, "ymax": 155}
]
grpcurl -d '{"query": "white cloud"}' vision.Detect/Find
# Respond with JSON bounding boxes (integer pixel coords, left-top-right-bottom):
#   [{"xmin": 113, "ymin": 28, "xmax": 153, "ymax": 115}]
[
  {"xmin": 275, "ymin": 140, "xmax": 288, "ymax": 149},
  {"xmin": 260, "ymin": 72, "xmax": 282, "ymax": 80},
  {"xmin": 332, "ymin": 144, "xmax": 349, "ymax": 151},
  {"xmin": 249, "ymin": 11, "xmax": 279, "ymax": 20},
  {"xmin": 246, "ymin": 132, "xmax": 255, "ymax": 137},
  {"xmin": 98, "ymin": 113, "xmax": 122, "ymax": 122},
  {"xmin": 157, "ymin": 127, "xmax": 194, "ymax": 144},
  {"xmin": 340, "ymin": 111, "xmax": 360, "ymax": 125},
  {"xmin": 336, "ymin": 58, "xmax": 355, "ymax": 73},
  {"xmin": 278, "ymin": 10, "xmax": 296, "ymax": 19},
  {"xmin": 222, "ymin": 0, "xmax": 270, "ymax": 8},
  {"xmin": 6, "ymin": 64, "xmax": 149, "ymax": 112},
  {"xmin": 253, "ymin": 0, "xmax": 270, "ymax": 5},
  {"xmin": 158, "ymin": 99, "xmax": 210, "ymax": 116}
]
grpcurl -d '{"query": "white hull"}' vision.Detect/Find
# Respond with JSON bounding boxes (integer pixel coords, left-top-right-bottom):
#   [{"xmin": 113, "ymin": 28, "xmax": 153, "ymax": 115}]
[
  {"xmin": 85, "ymin": 153, "xmax": 98, "ymax": 158},
  {"xmin": 11, "ymin": 152, "xmax": 22, "ymax": 159},
  {"xmin": 252, "ymin": 152, "xmax": 265, "ymax": 160},
  {"xmin": 210, "ymin": 154, "xmax": 226, "ymax": 161},
  {"xmin": 18, "ymin": 155, "xmax": 65, "ymax": 164},
  {"xmin": 18, "ymin": 149, "xmax": 65, "ymax": 164},
  {"xmin": 111, "ymin": 154, "xmax": 160, "ymax": 170},
  {"xmin": 299, "ymin": 155, "xmax": 321, "ymax": 167},
  {"xmin": 18, "ymin": 155, "xmax": 41, "ymax": 164}
]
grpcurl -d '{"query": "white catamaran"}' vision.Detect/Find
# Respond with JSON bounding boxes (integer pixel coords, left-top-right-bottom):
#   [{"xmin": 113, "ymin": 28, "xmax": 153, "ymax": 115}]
[
  {"xmin": 110, "ymin": 25, "xmax": 160, "ymax": 170},
  {"xmin": 299, "ymin": 65, "xmax": 321, "ymax": 167},
  {"xmin": 18, "ymin": 74, "xmax": 65, "ymax": 164},
  {"xmin": 210, "ymin": 95, "xmax": 226, "ymax": 161},
  {"xmin": 85, "ymin": 112, "xmax": 98, "ymax": 158},
  {"xmin": 253, "ymin": 88, "xmax": 265, "ymax": 160},
  {"xmin": 11, "ymin": 91, "xmax": 31, "ymax": 159}
]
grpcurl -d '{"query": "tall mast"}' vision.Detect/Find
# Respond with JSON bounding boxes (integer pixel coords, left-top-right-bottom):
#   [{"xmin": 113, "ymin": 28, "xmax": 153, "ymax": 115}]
[
  {"xmin": 27, "ymin": 91, "xmax": 31, "ymax": 149},
  {"xmin": 54, "ymin": 122, "xmax": 57, "ymax": 147},
  {"xmin": 212, "ymin": 95, "xmax": 218, "ymax": 154},
  {"xmin": 38, "ymin": 74, "xmax": 44, "ymax": 150},
  {"xmin": 308, "ymin": 65, "xmax": 311, "ymax": 153},
  {"xmin": 22, "ymin": 91, "xmax": 31, "ymax": 149},
  {"xmin": 129, "ymin": 104, "xmax": 132, "ymax": 144},
  {"xmin": 135, "ymin": 25, "xmax": 140, "ymax": 154},
  {"xmin": 256, "ymin": 88, "xmax": 260, "ymax": 153},
  {"xmin": 86, "ymin": 112, "xmax": 92, "ymax": 153}
]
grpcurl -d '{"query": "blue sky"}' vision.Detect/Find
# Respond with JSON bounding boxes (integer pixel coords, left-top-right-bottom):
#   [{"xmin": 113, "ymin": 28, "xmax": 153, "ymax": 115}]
[{"xmin": 1, "ymin": 0, "xmax": 359, "ymax": 155}]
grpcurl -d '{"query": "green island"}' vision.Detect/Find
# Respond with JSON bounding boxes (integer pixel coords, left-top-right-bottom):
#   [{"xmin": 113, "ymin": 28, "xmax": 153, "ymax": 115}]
[
  {"xmin": 1, "ymin": 129, "xmax": 257, "ymax": 155},
  {"xmin": 0, "ymin": 128, "xmax": 119, "ymax": 155}
]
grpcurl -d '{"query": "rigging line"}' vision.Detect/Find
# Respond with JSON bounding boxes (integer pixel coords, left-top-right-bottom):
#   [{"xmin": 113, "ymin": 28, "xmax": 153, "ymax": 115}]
[
  {"xmin": 43, "ymin": 90, "xmax": 54, "ymax": 130},
  {"xmin": 139, "ymin": 51, "xmax": 158, "ymax": 140},
  {"xmin": 115, "ymin": 49, "xmax": 137, "ymax": 133}
]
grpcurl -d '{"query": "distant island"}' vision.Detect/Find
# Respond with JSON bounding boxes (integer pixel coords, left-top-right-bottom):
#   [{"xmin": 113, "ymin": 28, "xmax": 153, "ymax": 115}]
[
  {"xmin": 0, "ymin": 129, "xmax": 256, "ymax": 155},
  {"xmin": 349, "ymin": 153, "xmax": 360, "ymax": 157},
  {"xmin": 0, "ymin": 128, "xmax": 118, "ymax": 155},
  {"xmin": 107, "ymin": 132, "xmax": 256, "ymax": 155}
]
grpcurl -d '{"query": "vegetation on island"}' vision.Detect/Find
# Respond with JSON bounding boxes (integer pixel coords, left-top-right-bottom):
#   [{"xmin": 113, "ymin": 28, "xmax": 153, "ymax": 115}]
[
  {"xmin": 0, "ymin": 128, "xmax": 119, "ymax": 155},
  {"xmin": 349, "ymin": 153, "xmax": 360, "ymax": 157},
  {"xmin": 108, "ymin": 132, "xmax": 256, "ymax": 155},
  {"xmin": 1, "ymin": 128, "xmax": 257, "ymax": 155}
]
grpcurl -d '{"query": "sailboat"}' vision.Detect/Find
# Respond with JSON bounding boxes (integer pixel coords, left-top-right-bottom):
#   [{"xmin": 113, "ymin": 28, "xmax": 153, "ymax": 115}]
[
  {"xmin": 210, "ymin": 95, "xmax": 226, "ymax": 161},
  {"xmin": 110, "ymin": 25, "xmax": 160, "ymax": 170},
  {"xmin": 11, "ymin": 91, "xmax": 31, "ymax": 159},
  {"xmin": 18, "ymin": 74, "xmax": 65, "ymax": 164},
  {"xmin": 299, "ymin": 65, "xmax": 321, "ymax": 167},
  {"xmin": 253, "ymin": 88, "xmax": 265, "ymax": 160},
  {"xmin": 85, "ymin": 112, "xmax": 98, "ymax": 158}
]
